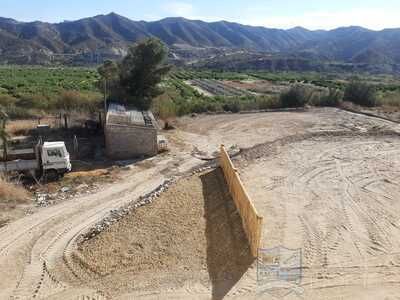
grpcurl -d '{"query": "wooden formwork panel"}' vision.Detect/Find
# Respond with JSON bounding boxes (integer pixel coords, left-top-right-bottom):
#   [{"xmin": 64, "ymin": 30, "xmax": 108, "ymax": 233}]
[{"xmin": 219, "ymin": 145, "xmax": 263, "ymax": 257}]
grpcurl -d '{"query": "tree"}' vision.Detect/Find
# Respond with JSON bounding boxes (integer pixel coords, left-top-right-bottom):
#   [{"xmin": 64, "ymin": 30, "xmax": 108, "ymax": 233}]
[
  {"xmin": 310, "ymin": 88, "xmax": 343, "ymax": 107},
  {"xmin": 97, "ymin": 60, "xmax": 120, "ymax": 111},
  {"xmin": 0, "ymin": 107, "xmax": 10, "ymax": 160},
  {"xmin": 344, "ymin": 80, "xmax": 378, "ymax": 107},
  {"xmin": 153, "ymin": 97, "xmax": 176, "ymax": 129},
  {"xmin": 119, "ymin": 38, "xmax": 171, "ymax": 110},
  {"xmin": 280, "ymin": 84, "xmax": 311, "ymax": 108},
  {"xmin": 98, "ymin": 60, "xmax": 119, "ymax": 84}
]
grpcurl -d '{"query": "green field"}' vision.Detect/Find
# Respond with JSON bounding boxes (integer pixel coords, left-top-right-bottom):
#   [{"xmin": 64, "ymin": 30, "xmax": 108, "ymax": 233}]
[
  {"xmin": 0, "ymin": 67, "xmax": 99, "ymax": 97},
  {"xmin": 0, "ymin": 67, "xmax": 101, "ymax": 118},
  {"xmin": 0, "ymin": 67, "xmax": 399, "ymax": 120}
]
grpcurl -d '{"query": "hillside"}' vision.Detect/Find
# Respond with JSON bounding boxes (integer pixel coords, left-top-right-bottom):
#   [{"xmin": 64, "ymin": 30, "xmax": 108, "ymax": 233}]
[{"xmin": 0, "ymin": 13, "xmax": 399, "ymax": 72}]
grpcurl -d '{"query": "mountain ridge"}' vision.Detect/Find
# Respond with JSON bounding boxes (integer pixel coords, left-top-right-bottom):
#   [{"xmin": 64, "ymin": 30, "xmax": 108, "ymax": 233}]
[{"xmin": 0, "ymin": 13, "xmax": 399, "ymax": 72}]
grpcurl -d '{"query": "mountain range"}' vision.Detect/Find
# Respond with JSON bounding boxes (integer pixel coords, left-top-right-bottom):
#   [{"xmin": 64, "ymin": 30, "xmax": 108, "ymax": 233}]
[{"xmin": 0, "ymin": 12, "xmax": 399, "ymax": 72}]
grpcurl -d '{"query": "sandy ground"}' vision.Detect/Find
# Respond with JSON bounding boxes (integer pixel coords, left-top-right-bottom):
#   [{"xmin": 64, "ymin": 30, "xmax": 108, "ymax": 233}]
[
  {"xmin": 237, "ymin": 132, "xmax": 400, "ymax": 299},
  {"xmin": 176, "ymin": 108, "xmax": 400, "ymax": 155},
  {"xmin": 223, "ymin": 80, "xmax": 288, "ymax": 94},
  {"xmin": 73, "ymin": 169, "xmax": 252, "ymax": 299},
  {"xmin": 2, "ymin": 108, "xmax": 400, "ymax": 299}
]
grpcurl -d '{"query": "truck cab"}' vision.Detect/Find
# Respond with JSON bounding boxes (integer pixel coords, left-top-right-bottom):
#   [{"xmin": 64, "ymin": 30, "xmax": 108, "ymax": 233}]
[
  {"xmin": 0, "ymin": 141, "xmax": 71, "ymax": 180},
  {"xmin": 40, "ymin": 142, "xmax": 72, "ymax": 175}
]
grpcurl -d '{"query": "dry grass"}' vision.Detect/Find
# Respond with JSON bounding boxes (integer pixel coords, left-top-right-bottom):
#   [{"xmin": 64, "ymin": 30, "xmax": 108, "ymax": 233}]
[
  {"xmin": 224, "ymin": 80, "xmax": 288, "ymax": 94},
  {"xmin": 381, "ymin": 91, "xmax": 400, "ymax": 109},
  {"xmin": 0, "ymin": 176, "xmax": 29, "ymax": 204},
  {"xmin": 6, "ymin": 120, "xmax": 38, "ymax": 136},
  {"xmin": 6, "ymin": 117, "xmax": 59, "ymax": 136},
  {"xmin": 64, "ymin": 169, "xmax": 110, "ymax": 178}
]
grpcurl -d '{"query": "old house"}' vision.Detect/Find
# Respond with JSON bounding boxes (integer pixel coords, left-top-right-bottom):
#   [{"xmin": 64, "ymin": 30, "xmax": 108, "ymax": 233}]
[{"xmin": 105, "ymin": 103, "xmax": 158, "ymax": 160}]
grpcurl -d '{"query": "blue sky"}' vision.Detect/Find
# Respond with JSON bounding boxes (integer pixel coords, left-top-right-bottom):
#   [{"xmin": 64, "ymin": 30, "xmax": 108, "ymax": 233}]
[{"xmin": 2, "ymin": 0, "xmax": 399, "ymax": 30}]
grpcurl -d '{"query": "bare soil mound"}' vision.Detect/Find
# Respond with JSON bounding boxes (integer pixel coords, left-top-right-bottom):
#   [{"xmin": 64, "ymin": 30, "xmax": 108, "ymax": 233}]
[{"xmin": 74, "ymin": 168, "xmax": 253, "ymax": 298}]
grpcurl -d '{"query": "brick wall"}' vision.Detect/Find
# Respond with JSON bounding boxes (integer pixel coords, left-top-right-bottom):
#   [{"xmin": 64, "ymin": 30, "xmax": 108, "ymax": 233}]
[{"xmin": 105, "ymin": 124, "xmax": 158, "ymax": 160}]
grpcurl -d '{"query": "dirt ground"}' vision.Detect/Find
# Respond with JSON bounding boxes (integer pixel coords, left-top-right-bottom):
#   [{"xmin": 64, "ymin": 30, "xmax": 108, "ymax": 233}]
[
  {"xmin": 0, "ymin": 164, "xmax": 125, "ymax": 228},
  {"xmin": 347, "ymin": 102, "xmax": 400, "ymax": 123},
  {"xmin": 223, "ymin": 80, "xmax": 288, "ymax": 94},
  {"xmin": 175, "ymin": 107, "xmax": 400, "ymax": 156},
  {"xmin": 236, "ymin": 131, "xmax": 400, "ymax": 299},
  {"xmin": 2, "ymin": 108, "xmax": 400, "ymax": 299},
  {"xmin": 74, "ymin": 169, "xmax": 252, "ymax": 299}
]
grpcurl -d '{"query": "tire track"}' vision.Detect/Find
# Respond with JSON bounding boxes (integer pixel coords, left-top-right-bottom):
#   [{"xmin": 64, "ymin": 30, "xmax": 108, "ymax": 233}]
[
  {"xmin": 10, "ymin": 173, "xmax": 166, "ymax": 299},
  {"xmin": 239, "ymin": 133, "xmax": 400, "ymax": 296}
]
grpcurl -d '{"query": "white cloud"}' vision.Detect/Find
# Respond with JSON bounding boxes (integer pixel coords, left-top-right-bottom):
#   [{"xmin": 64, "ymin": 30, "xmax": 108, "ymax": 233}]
[
  {"xmin": 164, "ymin": 2, "xmax": 194, "ymax": 17},
  {"xmin": 239, "ymin": 8, "xmax": 400, "ymax": 30}
]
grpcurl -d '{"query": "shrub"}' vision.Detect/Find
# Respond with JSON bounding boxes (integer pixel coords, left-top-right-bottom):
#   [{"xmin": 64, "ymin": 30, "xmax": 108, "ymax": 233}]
[
  {"xmin": 344, "ymin": 81, "xmax": 378, "ymax": 107},
  {"xmin": 205, "ymin": 102, "xmax": 222, "ymax": 112},
  {"xmin": 176, "ymin": 103, "xmax": 191, "ymax": 116},
  {"xmin": 222, "ymin": 100, "xmax": 241, "ymax": 113},
  {"xmin": 17, "ymin": 94, "xmax": 54, "ymax": 110},
  {"xmin": 56, "ymin": 90, "xmax": 101, "ymax": 112},
  {"xmin": 0, "ymin": 95, "xmax": 18, "ymax": 107},
  {"xmin": 256, "ymin": 95, "xmax": 282, "ymax": 109},
  {"xmin": 79, "ymin": 92, "xmax": 102, "ymax": 113},
  {"xmin": 4, "ymin": 106, "xmax": 35, "ymax": 119},
  {"xmin": 380, "ymin": 91, "xmax": 400, "ymax": 108},
  {"xmin": 0, "ymin": 176, "xmax": 29, "ymax": 204},
  {"xmin": 310, "ymin": 88, "xmax": 343, "ymax": 107},
  {"xmin": 280, "ymin": 85, "xmax": 311, "ymax": 108},
  {"xmin": 190, "ymin": 100, "xmax": 209, "ymax": 114},
  {"xmin": 153, "ymin": 98, "xmax": 176, "ymax": 120},
  {"xmin": 240, "ymin": 99, "xmax": 258, "ymax": 111},
  {"xmin": 56, "ymin": 90, "xmax": 81, "ymax": 111}
]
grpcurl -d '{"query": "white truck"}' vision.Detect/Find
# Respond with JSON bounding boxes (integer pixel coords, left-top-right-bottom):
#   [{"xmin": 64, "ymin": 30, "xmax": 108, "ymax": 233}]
[{"xmin": 0, "ymin": 142, "xmax": 72, "ymax": 180}]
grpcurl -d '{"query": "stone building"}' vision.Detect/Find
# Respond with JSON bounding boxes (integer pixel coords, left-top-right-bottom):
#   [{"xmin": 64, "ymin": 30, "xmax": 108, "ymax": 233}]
[{"xmin": 105, "ymin": 103, "xmax": 158, "ymax": 160}]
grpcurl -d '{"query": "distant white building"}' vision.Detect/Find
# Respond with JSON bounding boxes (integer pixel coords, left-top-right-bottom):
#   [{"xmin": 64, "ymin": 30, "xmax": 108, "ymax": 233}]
[{"xmin": 105, "ymin": 103, "xmax": 158, "ymax": 160}]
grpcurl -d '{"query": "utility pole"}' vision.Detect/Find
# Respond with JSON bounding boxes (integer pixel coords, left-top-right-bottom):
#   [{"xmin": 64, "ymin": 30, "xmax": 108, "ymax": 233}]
[{"xmin": 103, "ymin": 78, "xmax": 107, "ymax": 127}]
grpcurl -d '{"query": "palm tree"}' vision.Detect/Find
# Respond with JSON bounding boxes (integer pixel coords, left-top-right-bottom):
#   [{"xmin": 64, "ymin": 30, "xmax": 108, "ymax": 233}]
[{"xmin": 0, "ymin": 108, "xmax": 10, "ymax": 160}]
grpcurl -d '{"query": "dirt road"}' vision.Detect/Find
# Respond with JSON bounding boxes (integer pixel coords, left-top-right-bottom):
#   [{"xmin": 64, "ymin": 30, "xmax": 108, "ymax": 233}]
[
  {"xmin": 0, "ymin": 147, "xmax": 204, "ymax": 299},
  {"xmin": 1, "ymin": 108, "xmax": 400, "ymax": 299}
]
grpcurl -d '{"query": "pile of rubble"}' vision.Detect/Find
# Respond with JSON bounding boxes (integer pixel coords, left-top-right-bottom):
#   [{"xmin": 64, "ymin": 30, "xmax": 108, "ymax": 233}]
[{"xmin": 33, "ymin": 183, "xmax": 100, "ymax": 208}]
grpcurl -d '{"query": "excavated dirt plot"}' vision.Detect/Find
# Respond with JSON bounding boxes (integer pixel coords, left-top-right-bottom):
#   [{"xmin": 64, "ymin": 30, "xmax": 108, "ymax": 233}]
[
  {"xmin": 3, "ymin": 108, "xmax": 400, "ymax": 299},
  {"xmin": 236, "ymin": 131, "xmax": 400, "ymax": 299},
  {"xmin": 69, "ymin": 109, "xmax": 400, "ymax": 299}
]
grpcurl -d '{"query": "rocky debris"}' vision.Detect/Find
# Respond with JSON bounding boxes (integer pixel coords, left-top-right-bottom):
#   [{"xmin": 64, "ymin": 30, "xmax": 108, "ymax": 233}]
[
  {"xmin": 60, "ymin": 187, "xmax": 71, "ymax": 193},
  {"xmin": 191, "ymin": 164, "xmax": 216, "ymax": 176},
  {"xmin": 76, "ymin": 183, "xmax": 89, "ymax": 190},
  {"xmin": 80, "ymin": 177, "xmax": 177, "ymax": 242},
  {"xmin": 35, "ymin": 193, "xmax": 50, "ymax": 207},
  {"xmin": 33, "ymin": 183, "xmax": 100, "ymax": 208},
  {"xmin": 24, "ymin": 208, "xmax": 35, "ymax": 216}
]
